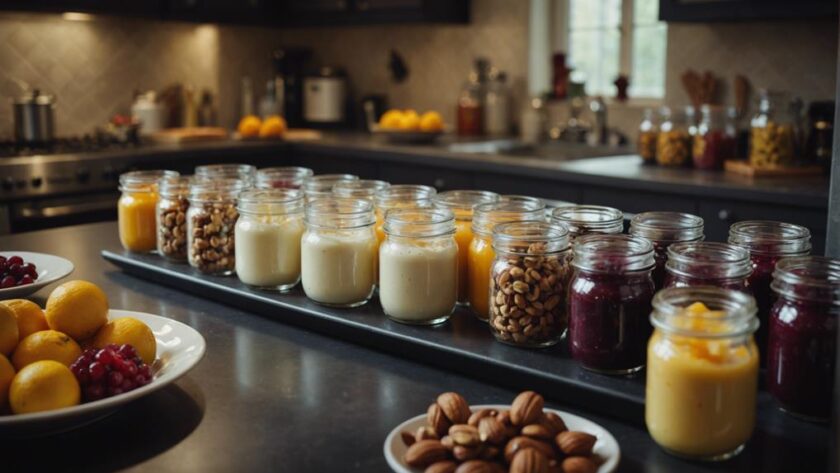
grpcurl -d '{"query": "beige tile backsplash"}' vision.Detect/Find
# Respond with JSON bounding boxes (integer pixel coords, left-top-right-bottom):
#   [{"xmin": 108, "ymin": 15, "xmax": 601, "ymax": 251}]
[{"xmin": 0, "ymin": 4, "xmax": 835, "ymax": 139}]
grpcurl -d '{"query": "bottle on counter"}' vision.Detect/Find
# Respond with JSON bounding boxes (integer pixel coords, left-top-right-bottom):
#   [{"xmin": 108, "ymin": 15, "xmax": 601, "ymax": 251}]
[
  {"xmin": 646, "ymin": 287, "xmax": 759, "ymax": 461},
  {"xmin": 629, "ymin": 211, "xmax": 704, "ymax": 291},
  {"xmin": 259, "ymin": 80, "xmax": 283, "ymax": 119},
  {"xmin": 520, "ymin": 97, "xmax": 547, "ymax": 145},
  {"xmin": 656, "ymin": 107, "xmax": 692, "ymax": 167},
  {"xmin": 484, "ymin": 71, "xmax": 511, "ymax": 136},
  {"xmin": 749, "ymin": 90, "xmax": 796, "ymax": 168},
  {"xmin": 197, "ymin": 90, "xmax": 217, "ymax": 127},
  {"xmin": 156, "ymin": 175, "xmax": 192, "ymax": 262},
  {"xmin": 767, "ymin": 256, "xmax": 839, "ymax": 421},
  {"xmin": 693, "ymin": 105, "xmax": 736, "ymax": 170},
  {"xmin": 187, "ymin": 178, "xmax": 248, "ymax": 276},
  {"xmin": 300, "ymin": 174, "xmax": 359, "ymax": 202},
  {"xmin": 663, "ymin": 242, "xmax": 752, "ymax": 292},
  {"xmin": 256, "ymin": 166, "xmax": 314, "ymax": 190},
  {"xmin": 457, "ymin": 76, "xmax": 483, "ymax": 136},
  {"xmin": 118, "ymin": 170, "xmax": 179, "ymax": 253},
  {"xmin": 637, "ymin": 108, "xmax": 658, "ymax": 165},
  {"xmin": 379, "ymin": 208, "xmax": 458, "ymax": 325}
]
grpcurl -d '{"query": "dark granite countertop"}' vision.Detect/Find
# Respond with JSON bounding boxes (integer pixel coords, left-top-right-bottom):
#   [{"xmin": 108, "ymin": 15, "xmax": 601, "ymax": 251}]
[{"xmin": 0, "ymin": 221, "xmax": 832, "ymax": 472}]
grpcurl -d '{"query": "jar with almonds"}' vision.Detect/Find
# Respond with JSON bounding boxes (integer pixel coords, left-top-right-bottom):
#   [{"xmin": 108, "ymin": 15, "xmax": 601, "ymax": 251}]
[
  {"xmin": 187, "ymin": 178, "xmax": 247, "ymax": 275},
  {"xmin": 156, "ymin": 175, "xmax": 191, "ymax": 262}
]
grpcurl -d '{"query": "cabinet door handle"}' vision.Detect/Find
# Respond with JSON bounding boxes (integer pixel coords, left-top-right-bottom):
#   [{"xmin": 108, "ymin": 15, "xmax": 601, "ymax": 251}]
[
  {"xmin": 433, "ymin": 178, "xmax": 445, "ymax": 189},
  {"xmin": 718, "ymin": 209, "xmax": 732, "ymax": 221}
]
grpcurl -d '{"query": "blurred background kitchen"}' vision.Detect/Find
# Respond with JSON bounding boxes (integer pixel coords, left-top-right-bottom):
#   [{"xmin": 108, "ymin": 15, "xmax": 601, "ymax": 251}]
[{"xmin": 0, "ymin": 0, "xmax": 836, "ymax": 250}]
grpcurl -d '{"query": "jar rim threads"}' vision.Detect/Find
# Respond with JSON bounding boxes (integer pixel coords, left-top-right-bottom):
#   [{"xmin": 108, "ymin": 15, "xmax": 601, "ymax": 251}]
[
  {"xmin": 728, "ymin": 220, "xmax": 811, "ymax": 255},
  {"xmin": 119, "ymin": 170, "xmax": 179, "ymax": 192},
  {"xmin": 630, "ymin": 211, "xmax": 704, "ymax": 242},
  {"xmin": 771, "ymin": 256, "xmax": 840, "ymax": 306},
  {"xmin": 492, "ymin": 220, "xmax": 570, "ymax": 255},
  {"xmin": 651, "ymin": 286, "xmax": 759, "ymax": 339},
  {"xmin": 305, "ymin": 197, "xmax": 375, "ymax": 229},
  {"xmin": 571, "ymin": 233, "xmax": 654, "ymax": 273},
  {"xmin": 472, "ymin": 200, "xmax": 546, "ymax": 236},
  {"xmin": 551, "ymin": 205, "xmax": 623, "ymax": 236},
  {"xmin": 666, "ymin": 242, "xmax": 752, "ymax": 279},
  {"xmin": 383, "ymin": 208, "xmax": 455, "ymax": 238}
]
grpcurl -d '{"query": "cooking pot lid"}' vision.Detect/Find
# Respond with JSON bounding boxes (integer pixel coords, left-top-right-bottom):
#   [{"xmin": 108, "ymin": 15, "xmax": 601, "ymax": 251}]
[{"xmin": 14, "ymin": 89, "xmax": 55, "ymax": 105}]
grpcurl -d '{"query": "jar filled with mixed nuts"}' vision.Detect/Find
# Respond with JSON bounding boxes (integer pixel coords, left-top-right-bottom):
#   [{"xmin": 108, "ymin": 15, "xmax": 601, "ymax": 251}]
[
  {"xmin": 195, "ymin": 163, "xmax": 257, "ymax": 186},
  {"xmin": 750, "ymin": 90, "xmax": 796, "ymax": 168},
  {"xmin": 255, "ymin": 166, "xmax": 313, "ymax": 189},
  {"xmin": 637, "ymin": 108, "xmax": 658, "ymax": 164},
  {"xmin": 187, "ymin": 178, "xmax": 248, "ymax": 275},
  {"xmin": 489, "ymin": 221, "xmax": 571, "ymax": 347},
  {"xmin": 156, "ymin": 175, "xmax": 192, "ymax": 262},
  {"xmin": 656, "ymin": 107, "xmax": 692, "ymax": 167}
]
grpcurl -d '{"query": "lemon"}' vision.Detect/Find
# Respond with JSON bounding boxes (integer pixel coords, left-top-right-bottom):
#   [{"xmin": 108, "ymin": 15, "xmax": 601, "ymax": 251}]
[
  {"xmin": 12, "ymin": 330, "xmax": 82, "ymax": 370},
  {"xmin": 379, "ymin": 109, "xmax": 404, "ymax": 129},
  {"xmin": 45, "ymin": 280, "xmax": 109, "ymax": 341},
  {"xmin": 93, "ymin": 317, "xmax": 156, "ymax": 364},
  {"xmin": 9, "ymin": 360, "xmax": 80, "ymax": 414},
  {"xmin": 0, "ymin": 354, "xmax": 14, "ymax": 408},
  {"xmin": 259, "ymin": 115, "xmax": 287, "ymax": 138},
  {"xmin": 419, "ymin": 111, "xmax": 444, "ymax": 132},
  {"xmin": 238, "ymin": 115, "xmax": 262, "ymax": 138},
  {"xmin": 0, "ymin": 304, "xmax": 18, "ymax": 356},
  {"xmin": 1, "ymin": 299, "xmax": 48, "ymax": 340}
]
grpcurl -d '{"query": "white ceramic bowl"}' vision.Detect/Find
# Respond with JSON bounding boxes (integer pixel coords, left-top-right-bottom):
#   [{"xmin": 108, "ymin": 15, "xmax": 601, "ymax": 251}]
[
  {"xmin": 384, "ymin": 404, "xmax": 620, "ymax": 473},
  {"xmin": 0, "ymin": 309, "xmax": 206, "ymax": 437},
  {"xmin": 0, "ymin": 251, "xmax": 74, "ymax": 300}
]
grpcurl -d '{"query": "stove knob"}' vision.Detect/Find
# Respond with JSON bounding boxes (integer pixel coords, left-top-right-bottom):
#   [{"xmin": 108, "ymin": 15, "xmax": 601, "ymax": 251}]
[
  {"xmin": 1, "ymin": 177, "xmax": 13, "ymax": 191},
  {"xmin": 31, "ymin": 177, "xmax": 43, "ymax": 188},
  {"xmin": 76, "ymin": 168, "xmax": 91, "ymax": 183}
]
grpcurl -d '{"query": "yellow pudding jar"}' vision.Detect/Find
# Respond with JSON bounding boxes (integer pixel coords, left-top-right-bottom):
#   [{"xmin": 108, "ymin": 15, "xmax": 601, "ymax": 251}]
[
  {"xmin": 118, "ymin": 170, "xmax": 179, "ymax": 253},
  {"xmin": 433, "ymin": 190, "xmax": 500, "ymax": 305},
  {"xmin": 645, "ymin": 287, "xmax": 759, "ymax": 461},
  {"xmin": 468, "ymin": 198, "xmax": 545, "ymax": 321}
]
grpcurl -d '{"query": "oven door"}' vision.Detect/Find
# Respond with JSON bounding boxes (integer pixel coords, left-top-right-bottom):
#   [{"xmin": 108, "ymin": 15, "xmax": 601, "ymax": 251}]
[{"xmin": 6, "ymin": 192, "xmax": 118, "ymax": 233}]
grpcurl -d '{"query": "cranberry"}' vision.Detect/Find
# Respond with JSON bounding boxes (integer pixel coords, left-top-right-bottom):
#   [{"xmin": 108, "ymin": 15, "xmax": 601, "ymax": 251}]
[
  {"xmin": 17, "ymin": 275, "xmax": 34, "ymax": 286},
  {"xmin": 0, "ymin": 276, "xmax": 15, "ymax": 289},
  {"xmin": 117, "ymin": 344, "xmax": 137, "ymax": 359},
  {"xmin": 89, "ymin": 362, "xmax": 106, "ymax": 381},
  {"xmin": 7, "ymin": 255, "xmax": 23, "ymax": 266},
  {"xmin": 0, "ymin": 256, "xmax": 6, "ymax": 265},
  {"xmin": 21, "ymin": 263, "xmax": 37, "ymax": 278},
  {"xmin": 96, "ymin": 348, "xmax": 114, "ymax": 365},
  {"xmin": 8, "ymin": 264, "xmax": 22, "ymax": 278},
  {"xmin": 71, "ymin": 343, "xmax": 154, "ymax": 403}
]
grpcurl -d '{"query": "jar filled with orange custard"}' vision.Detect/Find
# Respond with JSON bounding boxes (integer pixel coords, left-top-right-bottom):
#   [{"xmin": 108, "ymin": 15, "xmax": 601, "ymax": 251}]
[
  {"xmin": 118, "ymin": 170, "xmax": 179, "ymax": 252},
  {"xmin": 433, "ymin": 190, "xmax": 500, "ymax": 305},
  {"xmin": 646, "ymin": 287, "xmax": 759, "ymax": 461},
  {"xmin": 468, "ymin": 198, "xmax": 545, "ymax": 321}
]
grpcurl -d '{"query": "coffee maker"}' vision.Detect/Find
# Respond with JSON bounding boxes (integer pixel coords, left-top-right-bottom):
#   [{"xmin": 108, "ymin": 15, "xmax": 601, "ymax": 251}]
[{"xmin": 272, "ymin": 47, "xmax": 312, "ymax": 128}]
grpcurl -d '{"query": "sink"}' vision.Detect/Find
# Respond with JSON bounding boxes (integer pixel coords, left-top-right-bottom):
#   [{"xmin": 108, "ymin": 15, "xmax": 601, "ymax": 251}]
[{"xmin": 446, "ymin": 139, "xmax": 629, "ymax": 161}]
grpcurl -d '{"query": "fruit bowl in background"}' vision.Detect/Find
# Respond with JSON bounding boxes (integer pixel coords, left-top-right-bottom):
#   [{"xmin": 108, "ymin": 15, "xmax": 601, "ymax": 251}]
[
  {"xmin": 0, "ymin": 252, "xmax": 74, "ymax": 301},
  {"xmin": 0, "ymin": 310, "xmax": 205, "ymax": 438},
  {"xmin": 371, "ymin": 126, "xmax": 446, "ymax": 145}
]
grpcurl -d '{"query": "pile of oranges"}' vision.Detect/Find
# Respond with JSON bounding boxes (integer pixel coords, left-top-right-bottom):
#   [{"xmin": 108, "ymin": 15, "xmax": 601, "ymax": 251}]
[
  {"xmin": 0, "ymin": 280, "xmax": 156, "ymax": 415},
  {"xmin": 238, "ymin": 115, "xmax": 287, "ymax": 139},
  {"xmin": 379, "ymin": 109, "xmax": 444, "ymax": 132}
]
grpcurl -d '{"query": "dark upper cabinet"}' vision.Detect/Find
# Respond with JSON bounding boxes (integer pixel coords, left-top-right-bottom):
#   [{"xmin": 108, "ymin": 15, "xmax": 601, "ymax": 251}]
[
  {"xmin": 660, "ymin": 0, "xmax": 837, "ymax": 22},
  {"xmin": 0, "ymin": 0, "xmax": 162, "ymax": 17}
]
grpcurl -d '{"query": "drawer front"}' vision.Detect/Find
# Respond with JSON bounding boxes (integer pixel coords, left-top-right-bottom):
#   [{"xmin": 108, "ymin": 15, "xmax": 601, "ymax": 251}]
[
  {"xmin": 474, "ymin": 174, "xmax": 582, "ymax": 202},
  {"xmin": 378, "ymin": 163, "xmax": 473, "ymax": 191}
]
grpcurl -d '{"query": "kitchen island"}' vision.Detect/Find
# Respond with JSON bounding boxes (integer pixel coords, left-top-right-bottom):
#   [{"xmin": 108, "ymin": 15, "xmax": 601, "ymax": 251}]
[{"xmin": 0, "ymin": 221, "xmax": 830, "ymax": 472}]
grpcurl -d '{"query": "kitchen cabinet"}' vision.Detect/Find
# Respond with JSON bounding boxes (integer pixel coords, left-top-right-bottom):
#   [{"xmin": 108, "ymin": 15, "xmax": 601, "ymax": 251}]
[
  {"xmin": 0, "ymin": 0, "xmax": 162, "ymax": 17},
  {"xmin": 277, "ymin": 0, "xmax": 469, "ymax": 26},
  {"xmin": 659, "ymin": 0, "xmax": 837, "ymax": 22}
]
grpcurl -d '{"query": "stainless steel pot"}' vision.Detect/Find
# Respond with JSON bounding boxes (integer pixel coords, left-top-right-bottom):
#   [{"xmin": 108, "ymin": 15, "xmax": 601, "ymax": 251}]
[{"xmin": 13, "ymin": 90, "xmax": 55, "ymax": 143}]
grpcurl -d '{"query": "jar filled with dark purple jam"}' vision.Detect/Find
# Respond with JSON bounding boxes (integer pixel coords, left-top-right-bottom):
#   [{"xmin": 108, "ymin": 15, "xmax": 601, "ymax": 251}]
[
  {"xmin": 728, "ymin": 221, "xmax": 811, "ymax": 362},
  {"xmin": 767, "ymin": 256, "xmax": 839, "ymax": 421},
  {"xmin": 550, "ymin": 205, "xmax": 623, "ymax": 240},
  {"xmin": 629, "ymin": 212, "xmax": 704, "ymax": 291},
  {"xmin": 568, "ymin": 234, "xmax": 655, "ymax": 374},
  {"xmin": 663, "ymin": 242, "xmax": 752, "ymax": 292}
]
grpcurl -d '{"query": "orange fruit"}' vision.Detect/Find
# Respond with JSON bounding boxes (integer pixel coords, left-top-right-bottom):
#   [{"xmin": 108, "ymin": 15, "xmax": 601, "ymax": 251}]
[
  {"xmin": 12, "ymin": 330, "xmax": 82, "ymax": 370},
  {"xmin": 379, "ymin": 109, "xmax": 404, "ymax": 129},
  {"xmin": 419, "ymin": 111, "xmax": 444, "ymax": 132},
  {"xmin": 259, "ymin": 115, "xmax": 286, "ymax": 138},
  {"xmin": 0, "ymin": 354, "xmax": 14, "ymax": 409},
  {"xmin": 0, "ymin": 304, "xmax": 19, "ymax": 356},
  {"xmin": 1, "ymin": 299, "xmax": 48, "ymax": 340},
  {"xmin": 92, "ymin": 317, "xmax": 156, "ymax": 364},
  {"xmin": 9, "ymin": 360, "xmax": 80, "ymax": 414},
  {"xmin": 238, "ymin": 115, "xmax": 262, "ymax": 138},
  {"xmin": 45, "ymin": 280, "xmax": 109, "ymax": 341},
  {"xmin": 399, "ymin": 110, "xmax": 421, "ymax": 131}
]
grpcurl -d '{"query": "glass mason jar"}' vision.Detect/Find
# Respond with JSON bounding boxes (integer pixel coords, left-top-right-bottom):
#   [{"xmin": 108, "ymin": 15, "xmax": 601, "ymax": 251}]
[
  {"xmin": 729, "ymin": 220, "xmax": 811, "ymax": 362},
  {"xmin": 301, "ymin": 198, "xmax": 377, "ymax": 308},
  {"xmin": 301, "ymin": 174, "xmax": 359, "ymax": 202},
  {"xmin": 156, "ymin": 175, "xmax": 191, "ymax": 262},
  {"xmin": 750, "ymin": 90, "xmax": 796, "ymax": 168},
  {"xmin": 195, "ymin": 163, "xmax": 257, "ymax": 185},
  {"xmin": 656, "ymin": 107, "xmax": 692, "ymax": 167},
  {"xmin": 664, "ymin": 242, "xmax": 752, "ymax": 292},
  {"xmin": 768, "ymin": 256, "xmax": 840, "ymax": 421},
  {"xmin": 118, "ymin": 170, "xmax": 179, "ymax": 253},
  {"xmin": 693, "ymin": 105, "xmax": 736, "ymax": 170},
  {"xmin": 629, "ymin": 211, "xmax": 704, "ymax": 290},
  {"xmin": 187, "ymin": 178, "xmax": 247, "ymax": 275},
  {"xmin": 255, "ymin": 166, "xmax": 313, "ymax": 189},
  {"xmin": 374, "ymin": 185, "xmax": 437, "ymax": 245},
  {"xmin": 469, "ymin": 200, "xmax": 546, "ymax": 321},
  {"xmin": 646, "ymin": 287, "xmax": 759, "ymax": 461},
  {"xmin": 433, "ymin": 190, "xmax": 501, "ymax": 305},
  {"xmin": 568, "ymin": 234, "xmax": 655, "ymax": 374},
  {"xmin": 379, "ymin": 208, "xmax": 458, "ymax": 325},
  {"xmin": 489, "ymin": 221, "xmax": 571, "ymax": 347},
  {"xmin": 637, "ymin": 107, "xmax": 658, "ymax": 164},
  {"xmin": 333, "ymin": 179, "xmax": 391, "ymax": 201},
  {"xmin": 550, "ymin": 205, "xmax": 623, "ymax": 240},
  {"xmin": 543, "ymin": 199, "xmax": 576, "ymax": 222},
  {"xmin": 235, "ymin": 189, "xmax": 305, "ymax": 292}
]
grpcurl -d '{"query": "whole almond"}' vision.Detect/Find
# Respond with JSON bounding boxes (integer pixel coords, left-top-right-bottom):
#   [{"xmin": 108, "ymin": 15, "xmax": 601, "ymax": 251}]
[
  {"xmin": 455, "ymin": 460, "xmax": 505, "ymax": 473},
  {"xmin": 453, "ymin": 445, "xmax": 480, "ymax": 461},
  {"xmin": 425, "ymin": 461, "xmax": 458, "ymax": 473},
  {"xmin": 510, "ymin": 448, "xmax": 550, "ymax": 473},
  {"xmin": 497, "ymin": 410, "xmax": 512, "ymax": 426},
  {"xmin": 401, "ymin": 431, "xmax": 416, "ymax": 447},
  {"xmin": 437, "ymin": 392, "xmax": 471, "ymax": 424},
  {"xmin": 504, "ymin": 436, "xmax": 556, "ymax": 463},
  {"xmin": 416, "ymin": 425, "xmax": 440, "ymax": 442},
  {"xmin": 428, "ymin": 403, "xmax": 452, "ymax": 437},
  {"xmin": 449, "ymin": 424, "xmax": 480, "ymax": 447},
  {"xmin": 405, "ymin": 439, "xmax": 448, "ymax": 468},
  {"xmin": 478, "ymin": 416, "xmax": 507, "ymax": 445},
  {"xmin": 538, "ymin": 412, "xmax": 568, "ymax": 436},
  {"xmin": 440, "ymin": 435, "xmax": 455, "ymax": 450},
  {"xmin": 555, "ymin": 431, "xmax": 597, "ymax": 457},
  {"xmin": 521, "ymin": 424, "xmax": 553, "ymax": 441},
  {"xmin": 468, "ymin": 408, "xmax": 498, "ymax": 427},
  {"xmin": 561, "ymin": 456, "xmax": 597, "ymax": 473},
  {"xmin": 511, "ymin": 391, "xmax": 544, "ymax": 426}
]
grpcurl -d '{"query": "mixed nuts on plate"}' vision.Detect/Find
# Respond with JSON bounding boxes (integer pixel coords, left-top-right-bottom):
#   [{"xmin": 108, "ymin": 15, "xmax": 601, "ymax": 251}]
[{"xmin": 402, "ymin": 391, "xmax": 600, "ymax": 473}]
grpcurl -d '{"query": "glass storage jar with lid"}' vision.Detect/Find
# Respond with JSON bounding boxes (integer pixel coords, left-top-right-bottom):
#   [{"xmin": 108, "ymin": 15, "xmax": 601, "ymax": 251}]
[
  {"xmin": 469, "ymin": 200, "xmax": 546, "ymax": 321},
  {"xmin": 235, "ymin": 188, "xmax": 305, "ymax": 292},
  {"xmin": 333, "ymin": 179, "xmax": 391, "ymax": 201},
  {"xmin": 187, "ymin": 178, "xmax": 247, "ymax": 275},
  {"xmin": 301, "ymin": 198, "xmax": 377, "ymax": 307},
  {"xmin": 256, "ymin": 166, "xmax": 313, "ymax": 189},
  {"xmin": 693, "ymin": 105, "xmax": 736, "ymax": 170},
  {"xmin": 489, "ymin": 221, "xmax": 571, "ymax": 347},
  {"xmin": 301, "ymin": 174, "xmax": 359, "ymax": 201},
  {"xmin": 119, "ymin": 170, "xmax": 179, "ymax": 253},
  {"xmin": 373, "ymin": 185, "xmax": 437, "ymax": 244},
  {"xmin": 646, "ymin": 287, "xmax": 759, "ymax": 461},
  {"xmin": 656, "ymin": 107, "xmax": 692, "ymax": 167},
  {"xmin": 664, "ymin": 242, "xmax": 752, "ymax": 292},
  {"xmin": 156, "ymin": 175, "xmax": 191, "ymax": 261},
  {"xmin": 729, "ymin": 220, "xmax": 811, "ymax": 362},
  {"xmin": 195, "ymin": 163, "xmax": 256, "ymax": 185},
  {"xmin": 433, "ymin": 190, "xmax": 501, "ymax": 305},
  {"xmin": 637, "ymin": 107, "xmax": 658, "ymax": 164},
  {"xmin": 629, "ymin": 211, "xmax": 704, "ymax": 290},
  {"xmin": 750, "ymin": 89, "xmax": 796, "ymax": 168},
  {"xmin": 550, "ymin": 205, "xmax": 623, "ymax": 240},
  {"xmin": 568, "ymin": 234, "xmax": 655, "ymax": 374},
  {"xmin": 767, "ymin": 256, "xmax": 840, "ymax": 421},
  {"xmin": 379, "ymin": 208, "xmax": 458, "ymax": 325}
]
